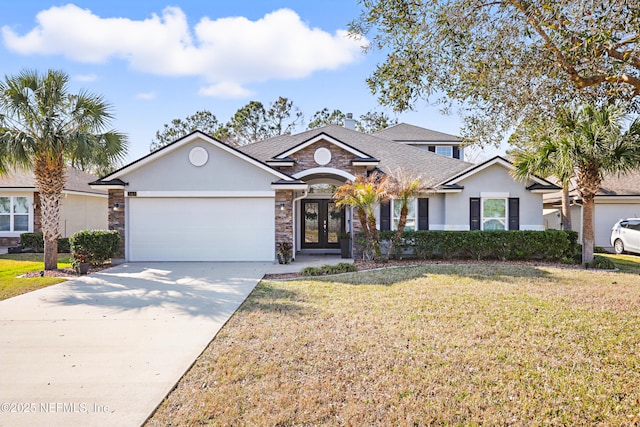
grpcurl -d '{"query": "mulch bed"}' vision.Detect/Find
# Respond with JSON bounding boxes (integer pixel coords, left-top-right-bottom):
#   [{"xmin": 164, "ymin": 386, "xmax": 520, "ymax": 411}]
[
  {"xmin": 262, "ymin": 258, "xmax": 578, "ymax": 280},
  {"xmin": 20, "ymin": 264, "xmax": 112, "ymax": 278}
]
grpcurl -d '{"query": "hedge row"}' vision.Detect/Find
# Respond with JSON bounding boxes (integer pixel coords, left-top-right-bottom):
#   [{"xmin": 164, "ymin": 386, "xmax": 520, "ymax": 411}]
[
  {"xmin": 69, "ymin": 230, "xmax": 120, "ymax": 266},
  {"xmin": 19, "ymin": 233, "xmax": 70, "ymax": 253},
  {"xmin": 373, "ymin": 230, "xmax": 579, "ymax": 261}
]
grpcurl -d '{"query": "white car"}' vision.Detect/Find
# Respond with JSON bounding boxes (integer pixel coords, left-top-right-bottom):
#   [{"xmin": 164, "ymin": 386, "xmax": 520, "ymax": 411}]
[{"xmin": 611, "ymin": 218, "xmax": 640, "ymax": 255}]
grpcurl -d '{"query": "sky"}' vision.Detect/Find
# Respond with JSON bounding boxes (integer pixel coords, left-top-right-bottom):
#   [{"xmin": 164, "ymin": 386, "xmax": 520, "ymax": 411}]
[{"xmin": 0, "ymin": 0, "xmax": 487, "ymax": 164}]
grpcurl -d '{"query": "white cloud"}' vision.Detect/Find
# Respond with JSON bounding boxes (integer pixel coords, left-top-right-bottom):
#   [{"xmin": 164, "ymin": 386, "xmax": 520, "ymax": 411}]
[
  {"xmin": 198, "ymin": 82, "xmax": 253, "ymax": 99},
  {"xmin": 2, "ymin": 5, "xmax": 368, "ymax": 97},
  {"xmin": 135, "ymin": 92, "xmax": 156, "ymax": 100},
  {"xmin": 74, "ymin": 73, "xmax": 97, "ymax": 82}
]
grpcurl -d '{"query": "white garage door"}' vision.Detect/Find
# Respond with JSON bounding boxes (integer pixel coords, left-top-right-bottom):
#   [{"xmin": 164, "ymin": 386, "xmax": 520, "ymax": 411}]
[{"xmin": 128, "ymin": 197, "xmax": 274, "ymax": 261}]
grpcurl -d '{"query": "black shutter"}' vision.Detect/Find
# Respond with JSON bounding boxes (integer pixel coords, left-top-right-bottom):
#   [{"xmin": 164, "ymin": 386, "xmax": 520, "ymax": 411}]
[
  {"xmin": 470, "ymin": 198, "xmax": 480, "ymax": 230},
  {"xmin": 508, "ymin": 198, "xmax": 520, "ymax": 230},
  {"xmin": 380, "ymin": 200, "xmax": 391, "ymax": 231},
  {"xmin": 428, "ymin": 146, "xmax": 436, "ymax": 152},
  {"xmin": 418, "ymin": 198, "xmax": 429, "ymax": 230},
  {"xmin": 453, "ymin": 146, "xmax": 460, "ymax": 159}
]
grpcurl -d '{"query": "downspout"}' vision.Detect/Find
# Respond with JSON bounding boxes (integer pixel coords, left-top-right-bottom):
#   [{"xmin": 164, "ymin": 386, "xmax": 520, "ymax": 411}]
[{"xmin": 292, "ymin": 189, "xmax": 309, "ymax": 259}]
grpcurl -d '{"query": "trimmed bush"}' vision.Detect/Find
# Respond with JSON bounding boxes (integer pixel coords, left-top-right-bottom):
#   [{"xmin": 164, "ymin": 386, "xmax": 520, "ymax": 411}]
[
  {"xmin": 301, "ymin": 263, "xmax": 357, "ymax": 276},
  {"xmin": 69, "ymin": 230, "xmax": 120, "ymax": 266},
  {"xmin": 19, "ymin": 232, "xmax": 71, "ymax": 253},
  {"xmin": 374, "ymin": 230, "xmax": 579, "ymax": 261},
  {"xmin": 585, "ymin": 255, "xmax": 616, "ymax": 270}
]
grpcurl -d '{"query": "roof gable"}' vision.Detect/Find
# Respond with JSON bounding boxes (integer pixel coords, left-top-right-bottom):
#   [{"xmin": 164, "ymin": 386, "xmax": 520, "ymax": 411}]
[
  {"xmin": 100, "ymin": 131, "xmax": 294, "ymax": 183},
  {"xmin": 274, "ymin": 132, "xmax": 374, "ymax": 160},
  {"xmin": 441, "ymin": 156, "xmax": 559, "ymax": 190}
]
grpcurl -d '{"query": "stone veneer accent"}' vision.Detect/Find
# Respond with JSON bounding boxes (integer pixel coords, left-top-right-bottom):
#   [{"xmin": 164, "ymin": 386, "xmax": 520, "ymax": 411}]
[
  {"xmin": 0, "ymin": 237, "xmax": 20, "ymax": 246},
  {"xmin": 273, "ymin": 138, "xmax": 372, "ymax": 259},
  {"xmin": 275, "ymin": 190, "xmax": 294, "ymax": 257},
  {"xmin": 287, "ymin": 140, "xmax": 365, "ymax": 177},
  {"xmin": 108, "ymin": 189, "xmax": 125, "ymax": 258},
  {"xmin": 33, "ymin": 193, "xmax": 42, "ymax": 233}
]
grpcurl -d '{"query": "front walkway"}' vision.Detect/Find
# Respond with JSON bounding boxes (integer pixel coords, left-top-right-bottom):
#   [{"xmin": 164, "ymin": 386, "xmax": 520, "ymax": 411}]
[
  {"xmin": 265, "ymin": 254, "xmax": 354, "ymax": 274},
  {"xmin": 0, "ymin": 262, "xmax": 269, "ymax": 427}
]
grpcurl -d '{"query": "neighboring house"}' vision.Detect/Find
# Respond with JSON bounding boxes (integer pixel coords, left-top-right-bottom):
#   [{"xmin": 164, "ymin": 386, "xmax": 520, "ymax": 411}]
[
  {"xmin": 373, "ymin": 123, "xmax": 465, "ymax": 160},
  {"xmin": 543, "ymin": 171, "xmax": 640, "ymax": 251},
  {"xmin": 90, "ymin": 123, "xmax": 559, "ymax": 262},
  {"xmin": 0, "ymin": 167, "xmax": 108, "ymax": 246}
]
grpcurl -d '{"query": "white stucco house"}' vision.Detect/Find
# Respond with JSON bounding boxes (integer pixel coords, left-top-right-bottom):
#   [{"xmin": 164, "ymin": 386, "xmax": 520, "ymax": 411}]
[
  {"xmin": 544, "ymin": 171, "xmax": 640, "ymax": 251},
  {"xmin": 0, "ymin": 167, "xmax": 108, "ymax": 246},
  {"xmin": 90, "ymin": 123, "xmax": 560, "ymax": 262}
]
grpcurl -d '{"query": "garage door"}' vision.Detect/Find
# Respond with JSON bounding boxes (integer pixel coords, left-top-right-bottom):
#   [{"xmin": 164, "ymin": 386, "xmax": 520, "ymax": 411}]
[{"xmin": 128, "ymin": 197, "xmax": 274, "ymax": 261}]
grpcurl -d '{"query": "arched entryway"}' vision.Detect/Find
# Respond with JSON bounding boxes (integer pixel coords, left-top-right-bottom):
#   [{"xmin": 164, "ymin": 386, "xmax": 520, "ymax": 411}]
[{"xmin": 292, "ymin": 170, "xmax": 355, "ymax": 254}]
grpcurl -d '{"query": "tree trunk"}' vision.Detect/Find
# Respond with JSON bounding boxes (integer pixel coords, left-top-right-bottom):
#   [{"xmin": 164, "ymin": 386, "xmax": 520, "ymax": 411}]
[
  {"xmin": 576, "ymin": 164, "xmax": 601, "ymax": 265},
  {"xmin": 355, "ymin": 207, "xmax": 372, "ymax": 260},
  {"xmin": 561, "ymin": 185, "xmax": 572, "ymax": 231},
  {"xmin": 366, "ymin": 211, "xmax": 382, "ymax": 260},
  {"xmin": 34, "ymin": 155, "xmax": 65, "ymax": 270},
  {"xmin": 386, "ymin": 203, "xmax": 408, "ymax": 260},
  {"xmin": 582, "ymin": 194, "xmax": 595, "ymax": 264}
]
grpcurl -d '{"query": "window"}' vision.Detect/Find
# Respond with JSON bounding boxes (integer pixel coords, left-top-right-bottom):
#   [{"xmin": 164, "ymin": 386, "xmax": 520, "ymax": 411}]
[
  {"xmin": 481, "ymin": 198, "xmax": 507, "ymax": 230},
  {"xmin": 0, "ymin": 196, "xmax": 30, "ymax": 233},
  {"xmin": 436, "ymin": 146, "xmax": 453, "ymax": 157},
  {"xmin": 392, "ymin": 199, "xmax": 416, "ymax": 231}
]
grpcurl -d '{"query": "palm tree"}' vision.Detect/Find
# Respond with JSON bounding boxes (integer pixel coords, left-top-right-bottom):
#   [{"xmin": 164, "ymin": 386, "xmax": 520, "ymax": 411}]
[
  {"xmin": 513, "ymin": 103, "xmax": 640, "ymax": 263},
  {"xmin": 0, "ymin": 69, "xmax": 128, "ymax": 270},
  {"xmin": 384, "ymin": 169, "xmax": 427, "ymax": 260},
  {"xmin": 570, "ymin": 104, "xmax": 640, "ymax": 263},
  {"xmin": 511, "ymin": 119, "xmax": 576, "ymax": 231},
  {"xmin": 334, "ymin": 172, "xmax": 388, "ymax": 260}
]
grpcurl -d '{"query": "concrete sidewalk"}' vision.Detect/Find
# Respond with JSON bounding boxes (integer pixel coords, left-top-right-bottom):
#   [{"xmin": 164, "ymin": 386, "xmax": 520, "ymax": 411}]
[{"xmin": 0, "ymin": 262, "xmax": 269, "ymax": 427}]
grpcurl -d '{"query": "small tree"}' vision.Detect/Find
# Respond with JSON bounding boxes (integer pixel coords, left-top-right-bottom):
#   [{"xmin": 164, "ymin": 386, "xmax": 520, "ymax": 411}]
[
  {"xmin": 385, "ymin": 169, "xmax": 428, "ymax": 260},
  {"xmin": 0, "ymin": 69, "xmax": 127, "ymax": 270},
  {"xmin": 334, "ymin": 173, "xmax": 388, "ymax": 260}
]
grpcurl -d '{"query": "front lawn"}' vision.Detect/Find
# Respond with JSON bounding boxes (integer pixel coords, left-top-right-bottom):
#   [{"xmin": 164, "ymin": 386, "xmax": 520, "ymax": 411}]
[
  {"xmin": 0, "ymin": 254, "xmax": 72, "ymax": 301},
  {"xmin": 147, "ymin": 262, "xmax": 640, "ymax": 426}
]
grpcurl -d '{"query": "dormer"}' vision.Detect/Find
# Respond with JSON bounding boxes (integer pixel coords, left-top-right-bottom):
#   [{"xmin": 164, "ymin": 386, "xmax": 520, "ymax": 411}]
[{"xmin": 373, "ymin": 123, "xmax": 464, "ymax": 160}]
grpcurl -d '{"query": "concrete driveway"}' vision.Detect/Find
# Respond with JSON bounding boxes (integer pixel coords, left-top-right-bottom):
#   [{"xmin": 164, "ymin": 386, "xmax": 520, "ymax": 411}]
[{"xmin": 0, "ymin": 262, "xmax": 270, "ymax": 427}]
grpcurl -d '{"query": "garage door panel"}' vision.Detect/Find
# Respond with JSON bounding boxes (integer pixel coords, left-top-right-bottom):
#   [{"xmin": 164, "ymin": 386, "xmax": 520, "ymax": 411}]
[{"xmin": 129, "ymin": 198, "xmax": 274, "ymax": 261}]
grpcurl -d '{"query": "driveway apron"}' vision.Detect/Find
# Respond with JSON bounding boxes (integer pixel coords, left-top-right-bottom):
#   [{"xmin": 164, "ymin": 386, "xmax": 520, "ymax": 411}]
[{"xmin": 0, "ymin": 262, "xmax": 269, "ymax": 427}]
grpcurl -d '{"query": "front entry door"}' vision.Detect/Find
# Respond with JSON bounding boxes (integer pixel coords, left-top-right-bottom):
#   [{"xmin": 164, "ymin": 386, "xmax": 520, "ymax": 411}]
[{"xmin": 301, "ymin": 200, "xmax": 343, "ymax": 249}]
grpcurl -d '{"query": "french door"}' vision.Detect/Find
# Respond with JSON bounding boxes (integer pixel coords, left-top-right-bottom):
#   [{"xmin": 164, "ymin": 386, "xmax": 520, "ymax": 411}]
[{"xmin": 301, "ymin": 200, "xmax": 344, "ymax": 249}]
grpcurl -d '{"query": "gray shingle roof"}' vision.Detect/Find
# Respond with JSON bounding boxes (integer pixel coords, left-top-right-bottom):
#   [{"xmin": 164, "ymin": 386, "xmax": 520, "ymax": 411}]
[
  {"xmin": 239, "ymin": 125, "xmax": 473, "ymax": 187},
  {"xmin": 0, "ymin": 167, "xmax": 106, "ymax": 195},
  {"xmin": 591, "ymin": 171, "xmax": 640, "ymax": 196},
  {"xmin": 373, "ymin": 123, "xmax": 462, "ymax": 143}
]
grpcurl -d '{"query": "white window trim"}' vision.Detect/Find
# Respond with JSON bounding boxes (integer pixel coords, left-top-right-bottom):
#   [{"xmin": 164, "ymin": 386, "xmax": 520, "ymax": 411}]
[
  {"xmin": 0, "ymin": 195, "xmax": 33, "ymax": 235},
  {"xmin": 391, "ymin": 198, "xmax": 417, "ymax": 231},
  {"xmin": 481, "ymin": 197, "xmax": 508, "ymax": 231},
  {"xmin": 436, "ymin": 146, "xmax": 453, "ymax": 157}
]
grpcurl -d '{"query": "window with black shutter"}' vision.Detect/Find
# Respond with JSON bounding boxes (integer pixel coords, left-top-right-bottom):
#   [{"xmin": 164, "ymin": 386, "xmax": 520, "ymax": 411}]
[
  {"xmin": 418, "ymin": 198, "xmax": 429, "ymax": 230},
  {"xmin": 470, "ymin": 198, "xmax": 480, "ymax": 230},
  {"xmin": 380, "ymin": 200, "xmax": 391, "ymax": 231},
  {"xmin": 508, "ymin": 198, "xmax": 520, "ymax": 230}
]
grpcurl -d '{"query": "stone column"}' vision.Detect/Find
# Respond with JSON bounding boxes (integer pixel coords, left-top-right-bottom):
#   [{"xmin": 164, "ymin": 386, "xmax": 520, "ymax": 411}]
[
  {"xmin": 275, "ymin": 190, "xmax": 294, "ymax": 260},
  {"xmin": 108, "ymin": 189, "xmax": 125, "ymax": 258}
]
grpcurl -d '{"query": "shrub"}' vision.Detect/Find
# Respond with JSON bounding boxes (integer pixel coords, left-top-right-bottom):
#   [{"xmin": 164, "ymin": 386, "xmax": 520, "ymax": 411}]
[
  {"xmin": 19, "ymin": 232, "xmax": 71, "ymax": 253},
  {"xmin": 585, "ymin": 255, "xmax": 616, "ymax": 270},
  {"xmin": 374, "ymin": 230, "xmax": 578, "ymax": 261},
  {"xmin": 301, "ymin": 263, "xmax": 357, "ymax": 276},
  {"xmin": 69, "ymin": 230, "xmax": 120, "ymax": 266}
]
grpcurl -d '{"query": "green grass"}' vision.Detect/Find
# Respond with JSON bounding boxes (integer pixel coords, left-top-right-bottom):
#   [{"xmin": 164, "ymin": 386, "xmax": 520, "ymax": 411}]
[
  {"xmin": 0, "ymin": 254, "xmax": 73, "ymax": 301},
  {"xmin": 601, "ymin": 253, "xmax": 640, "ymax": 274},
  {"xmin": 147, "ymin": 262, "xmax": 640, "ymax": 426}
]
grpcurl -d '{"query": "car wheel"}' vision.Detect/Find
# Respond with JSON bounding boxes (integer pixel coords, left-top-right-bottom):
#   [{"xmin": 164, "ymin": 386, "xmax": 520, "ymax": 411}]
[{"xmin": 614, "ymin": 239, "xmax": 625, "ymax": 254}]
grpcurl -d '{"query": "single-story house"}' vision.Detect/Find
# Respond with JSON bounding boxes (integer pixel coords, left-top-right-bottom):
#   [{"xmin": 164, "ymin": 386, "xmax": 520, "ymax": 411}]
[
  {"xmin": 90, "ymin": 123, "xmax": 559, "ymax": 262},
  {"xmin": 543, "ymin": 171, "xmax": 640, "ymax": 251},
  {"xmin": 0, "ymin": 167, "xmax": 108, "ymax": 246}
]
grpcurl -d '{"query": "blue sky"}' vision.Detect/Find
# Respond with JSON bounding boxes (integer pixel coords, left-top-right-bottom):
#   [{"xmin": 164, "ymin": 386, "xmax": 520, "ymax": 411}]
[{"xmin": 1, "ymin": 1, "xmax": 473, "ymax": 163}]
